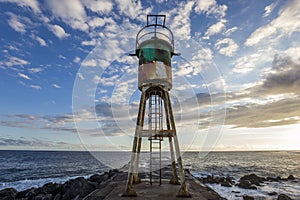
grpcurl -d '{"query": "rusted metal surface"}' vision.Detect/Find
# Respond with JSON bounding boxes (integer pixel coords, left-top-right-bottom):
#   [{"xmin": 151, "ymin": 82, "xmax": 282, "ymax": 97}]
[{"xmin": 138, "ymin": 62, "xmax": 172, "ymax": 90}]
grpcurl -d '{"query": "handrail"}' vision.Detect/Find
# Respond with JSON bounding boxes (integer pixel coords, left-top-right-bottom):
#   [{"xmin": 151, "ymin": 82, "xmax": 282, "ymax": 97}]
[{"xmin": 136, "ymin": 24, "xmax": 174, "ymax": 51}]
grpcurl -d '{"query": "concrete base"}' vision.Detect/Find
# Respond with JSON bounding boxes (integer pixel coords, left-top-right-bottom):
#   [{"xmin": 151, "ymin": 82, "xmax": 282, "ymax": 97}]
[{"xmin": 85, "ymin": 178, "xmax": 225, "ymax": 200}]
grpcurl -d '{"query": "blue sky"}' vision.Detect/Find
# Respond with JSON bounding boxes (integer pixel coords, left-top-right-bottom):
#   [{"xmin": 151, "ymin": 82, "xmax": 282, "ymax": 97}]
[{"xmin": 0, "ymin": 0, "xmax": 300, "ymax": 151}]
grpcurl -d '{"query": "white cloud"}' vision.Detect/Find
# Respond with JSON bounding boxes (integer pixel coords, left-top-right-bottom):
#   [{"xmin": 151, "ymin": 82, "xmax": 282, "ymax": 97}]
[
  {"xmin": 0, "ymin": 0, "xmax": 40, "ymax": 13},
  {"xmin": 225, "ymin": 26, "xmax": 238, "ymax": 36},
  {"xmin": 47, "ymin": 0, "xmax": 88, "ymax": 32},
  {"xmin": 1, "ymin": 56, "xmax": 29, "ymax": 67},
  {"xmin": 263, "ymin": 1, "xmax": 279, "ymax": 18},
  {"xmin": 82, "ymin": 0, "xmax": 113, "ymax": 14},
  {"xmin": 35, "ymin": 36, "xmax": 46, "ymax": 46},
  {"xmin": 194, "ymin": 0, "xmax": 227, "ymax": 19},
  {"xmin": 52, "ymin": 84, "xmax": 61, "ymax": 89},
  {"xmin": 73, "ymin": 57, "xmax": 81, "ymax": 63},
  {"xmin": 232, "ymin": 48, "xmax": 274, "ymax": 74},
  {"xmin": 205, "ymin": 19, "xmax": 226, "ymax": 38},
  {"xmin": 81, "ymin": 59, "xmax": 97, "ymax": 67},
  {"xmin": 31, "ymin": 34, "xmax": 47, "ymax": 46},
  {"xmin": 245, "ymin": 0, "xmax": 300, "ymax": 46},
  {"xmin": 87, "ymin": 17, "xmax": 106, "ymax": 29},
  {"xmin": 7, "ymin": 14, "xmax": 26, "ymax": 33},
  {"xmin": 115, "ymin": 0, "xmax": 146, "ymax": 20},
  {"xmin": 48, "ymin": 24, "xmax": 70, "ymax": 39},
  {"xmin": 215, "ymin": 38, "xmax": 239, "ymax": 57},
  {"xmin": 18, "ymin": 72, "xmax": 31, "ymax": 80},
  {"xmin": 28, "ymin": 68, "xmax": 43, "ymax": 73},
  {"xmin": 170, "ymin": 1, "xmax": 194, "ymax": 41},
  {"xmin": 81, "ymin": 39, "xmax": 97, "ymax": 46},
  {"xmin": 30, "ymin": 85, "xmax": 41, "ymax": 90}
]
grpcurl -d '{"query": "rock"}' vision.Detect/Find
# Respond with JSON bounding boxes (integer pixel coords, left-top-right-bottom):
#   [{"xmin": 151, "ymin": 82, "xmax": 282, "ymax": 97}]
[
  {"xmin": 89, "ymin": 174, "xmax": 105, "ymax": 183},
  {"xmin": 0, "ymin": 188, "xmax": 17, "ymax": 200},
  {"xmin": 239, "ymin": 173, "xmax": 265, "ymax": 186},
  {"xmin": 243, "ymin": 195, "xmax": 255, "ymax": 200},
  {"xmin": 38, "ymin": 182, "xmax": 62, "ymax": 195},
  {"xmin": 62, "ymin": 177, "xmax": 95, "ymax": 200},
  {"xmin": 268, "ymin": 191, "xmax": 278, "ymax": 196},
  {"xmin": 232, "ymin": 190, "xmax": 240, "ymax": 194},
  {"xmin": 237, "ymin": 180, "xmax": 251, "ymax": 188},
  {"xmin": 33, "ymin": 193, "xmax": 52, "ymax": 200},
  {"xmin": 54, "ymin": 193, "xmax": 62, "ymax": 200},
  {"xmin": 221, "ymin": 180, "xmax": 232, "ymax": 187},
  {"xmin": 287, "ymin": 175, "xmax": 295, "ymax": 180},
  {"xmin": 267, "ymin": 176, "xmax": 281, "ymax": 182},
  {"xmin": 277, "ymin": 194, "xmax": 293, "ymax": 200}
]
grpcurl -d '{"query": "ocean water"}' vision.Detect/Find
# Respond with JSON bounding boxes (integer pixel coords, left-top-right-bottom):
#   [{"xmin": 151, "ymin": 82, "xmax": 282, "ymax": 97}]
[{"xmin": 0, "ymin": 150, "xmax": 299, "ymax": 199}]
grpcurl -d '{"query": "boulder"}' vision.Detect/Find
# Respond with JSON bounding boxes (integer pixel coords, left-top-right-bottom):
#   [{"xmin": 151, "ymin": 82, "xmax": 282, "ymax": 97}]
[
  {"xmin": 268, "ymin": 191, "xmax": 278, "ymax": 196},
  {"xmin": 89, "ymin": 174, "xmax": 105, "ymax": 183},
  {"xmin": 277, "ymin": 194, "xmax": 292, "ymax": 200},
  {"xmin": 287, "ymin": 175, "xmax": 295, "ymax": 180},
  {"xmin": 267, "ymin": 176, "xmax": 282, "ymax": 182},
  {"xmin": 221, "ymin": 180, "xmax": 232, "ymax": 187},
  {"xmin": 239, "ymin": 174, "xmax": 265, "ymax": 186},
  {"xmin": 237, "ymin": 180, "xmax": 257, "ymax": 190},
  {"xmin": 37, "ymin": 182, "xmax": 62, "ymax": 195},
  {"xmin": 243, "ymin": 195, "xmax": 255, "ymax": 200},
  {"xmin": 62, "ymin": 177, "xmax": 95, "ymax": 200},
  {"xmin": 0, "ymin": 188, "xmax": 17, "ymax": 200}
]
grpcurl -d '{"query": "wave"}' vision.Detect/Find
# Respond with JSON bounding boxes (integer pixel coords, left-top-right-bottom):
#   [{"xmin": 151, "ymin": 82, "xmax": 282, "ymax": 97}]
[{"xmin": 0, "ymin": 174, "xmax": 97, "ymax": 192}]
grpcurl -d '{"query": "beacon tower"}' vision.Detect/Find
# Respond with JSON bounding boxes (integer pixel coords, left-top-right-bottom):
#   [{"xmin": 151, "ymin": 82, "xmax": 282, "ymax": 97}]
[{"xmin": 123, "ymin": 15, "xmax": 190, "ymax": 197}]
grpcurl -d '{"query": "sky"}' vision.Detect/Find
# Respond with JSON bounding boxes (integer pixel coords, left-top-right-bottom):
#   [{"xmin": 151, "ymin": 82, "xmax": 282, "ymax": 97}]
[{"xmin": 0, "ymin": 0, "xmax": 300, "ymax": 152}]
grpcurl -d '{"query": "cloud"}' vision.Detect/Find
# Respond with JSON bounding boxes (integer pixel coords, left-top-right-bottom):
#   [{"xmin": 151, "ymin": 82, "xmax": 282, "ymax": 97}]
[
  {"xmin": 30, "ymin": 34, "xmax": 47, "ymax": 46},
  {"xmin": 52, "ymin": 84, "xmax": 61, "ymax": 89},
  {"xmin": 7, "ymin": 13, "xmax": 26, "ymax": 33},
  {"xmin": 30, "ymin": 84, "xmax": 41, "ymax": 90},
  {"xmin": 251, "ymin": 50, "xmax": 300, "ymax": 95},
  {"xmin": 170, "ymin": 1, "xmax": 194, "ymax": 41},
  {"xmin": 115, "ymin": 0, "xmax": 144, "ymax": 19},
  {"xmin": 0, "ymin": 136, "xmax": 77, "ymax": 149},
  {"xmin": 73, "ymin": 56, "xmax": 81, "ymax": 63},
  {"xmin": 18, "ymin": 72, "xmax": 31, "ymax": 80},
  {"xmin": 245, "ymin": 0, "xmax": 300, "ymax": 46},
  {"xmin": 225, "ymin": 26, "xmax": 238, "ymax": 36},
  {"xmin": 0, "ymin": 0, "xmax": 40, "ymax": 13},
  {"xmin": 224, "ymin": 49, "xmax": 300, "ymax": 128},
  {"xmin": 82, "ymin": 0, "xmax": 113, "ymax": 15},
  {"xmin": 215, "ymin": 38, "xmax": 239, "ymax": 57},
  {"xmin": 194, "ymin": 0, "xmax": 227, "ymax": 19},
  {"xmin": 225, "ymin": 97, "xmax": 300, "ymax": 128},
  {"xmin": 81, "ymin": 39, "xmax": 97, "ymax": 46},
  {"xmin": 204, "ymin": 19, "xmax": 226, "ymax": 38},
  {"xmin": 263, "ymin": 1, "xmax": 279, "ymax": 18},
  {"xmin": 28, "ymin": 67, "xmax": 43, "ymax": 73},
  {"xmin": 48, "ymin": 24, "xmax": 70, "ymax": 39},
  {"xmin": 47, "ymin": 0, "xmax": 88, "ymax": 32},
  {"xmin": 0, "ymin": 55, "xmax": 29, "ymax": 67}
]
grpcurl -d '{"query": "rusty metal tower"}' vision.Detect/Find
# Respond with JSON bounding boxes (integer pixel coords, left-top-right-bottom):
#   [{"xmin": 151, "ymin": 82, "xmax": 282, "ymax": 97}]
[{"xmin": 123, "ymin": 15, "xmax": 190, "ymax": 197}]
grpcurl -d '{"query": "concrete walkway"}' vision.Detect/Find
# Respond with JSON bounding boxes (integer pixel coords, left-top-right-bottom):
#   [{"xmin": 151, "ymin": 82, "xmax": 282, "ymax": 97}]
[{"xmin": 84, "ymin": 167, "xmax": 226, "ymax": 200}]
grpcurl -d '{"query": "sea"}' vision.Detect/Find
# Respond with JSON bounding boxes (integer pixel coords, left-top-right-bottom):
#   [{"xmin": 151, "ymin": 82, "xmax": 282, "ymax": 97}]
[{"xmin": 0, "ymin": 150, "xmax": 299, "ymax": 200}]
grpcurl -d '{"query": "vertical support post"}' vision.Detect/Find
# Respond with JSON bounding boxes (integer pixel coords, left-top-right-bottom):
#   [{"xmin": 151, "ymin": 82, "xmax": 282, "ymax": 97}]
[
  {"xmin": 123, "ymin": 90, "xmax": 146, "ymax": 197},
  {"xmin": 165, "ymin": 92, "xmax": 191, "ymax": 197},
  {"xmin": 163, "ymin": 91, "xmax": 179, "ymax": 185}
]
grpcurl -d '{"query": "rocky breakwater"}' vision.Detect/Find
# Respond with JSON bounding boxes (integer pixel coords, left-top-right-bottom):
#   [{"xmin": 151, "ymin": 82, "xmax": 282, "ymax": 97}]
[
  {"xmin": 0, "ymin": 169, "xmax": 122, "ymax": 200},
  {"xmin": 197, "ymin": 173, "xmax": 297, "ymax": 200}
]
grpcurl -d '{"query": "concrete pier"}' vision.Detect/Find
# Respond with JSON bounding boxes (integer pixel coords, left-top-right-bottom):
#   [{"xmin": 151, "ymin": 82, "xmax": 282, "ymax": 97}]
[{"xmin": 84, "ymin": 166, "xmax": 226, "ymax": 200}]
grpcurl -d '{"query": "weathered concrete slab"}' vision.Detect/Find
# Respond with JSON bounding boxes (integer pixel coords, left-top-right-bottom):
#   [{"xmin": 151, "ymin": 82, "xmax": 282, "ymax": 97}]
[{"xmin": 84, "ymin": 167, "xmax": 226, "ymax": 200}]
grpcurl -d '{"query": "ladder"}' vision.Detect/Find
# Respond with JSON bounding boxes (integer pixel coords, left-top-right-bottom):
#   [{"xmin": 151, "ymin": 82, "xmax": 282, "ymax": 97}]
[{"xmin": 148, "ymin": 92, "xmax": 163, "ymax": 185}]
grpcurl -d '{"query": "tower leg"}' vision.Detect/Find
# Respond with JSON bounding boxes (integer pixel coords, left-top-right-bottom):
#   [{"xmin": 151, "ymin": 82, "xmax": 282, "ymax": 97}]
[
  {"xmin": 165, "ymin": 92, "xmax": 191, "ymax": 197},
  {"xmin": 163, "ymin": 92, "xmax": 179, "ymax": 185},
  {"xmin": 123, "ymin": 91, "xmax": 146, "ymax": 197},
  {"xmin": 168, "ymin": 137, "xmax": 180, "ymax": 185}
]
